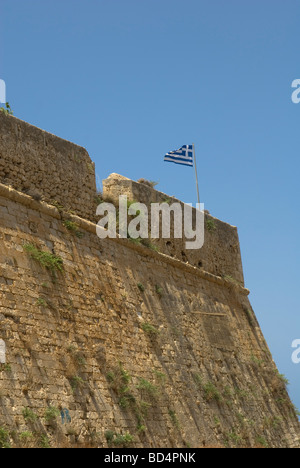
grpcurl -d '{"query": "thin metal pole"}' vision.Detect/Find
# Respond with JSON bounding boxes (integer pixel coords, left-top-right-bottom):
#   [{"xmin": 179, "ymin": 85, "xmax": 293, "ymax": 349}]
[{"xmin": 193, "ymin": 143, "xmax": 200, "ymax": 206}]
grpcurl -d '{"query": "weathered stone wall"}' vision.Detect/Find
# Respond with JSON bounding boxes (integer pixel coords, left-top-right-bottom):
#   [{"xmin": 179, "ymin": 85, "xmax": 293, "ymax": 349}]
[
  {"xmin": 0, "ymin": 183, "xmax": 299, "ymax": 448},
  {"xmin": 0, "ymin": 113, "xmax": 97, "ymax": 222},
  {"xmin": 103, "ymin": 174, "xmax": 245, "ymax": 285}
]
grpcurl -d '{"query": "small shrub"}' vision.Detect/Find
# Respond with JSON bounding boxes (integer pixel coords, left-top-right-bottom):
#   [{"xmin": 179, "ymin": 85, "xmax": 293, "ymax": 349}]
[
  {"xmin": 203, "ymin": 382, "xmax": 222, "ymax": 402},
  {"xmin": 0, "ymin": 102, "xmax": 13, "ymax": 115},
  {"xmin": 0, "ymin": 363, "xmax": 11, "ymax": 372},
  {"xmin": 39, "ymin": 434, "xmax": 51, "ymax": 448},
  {"xmin": 119, "ymin": 393, "xmax": 136, "ymax": 409},
  {"xmin": 74, "ymin": 353, "xmax": 86, "ymax": 368},
  {"xmin": 50, "ymin": 200, "xmax": 64, "ymax": 212},
  {"xmin": 192, "ymin": 373, "xmax": 203, "ymax": 388},
  {"xmin": 36, "ymin": 298, "xmax": 47, "ymax": 307},
  {"xmin": 128, "ymin": 236, "xmax": 142, "ymax": 246},
  {"xmin": 137, "ymin": 179, "xmax": 158, "ymax": 189},
  {"xmin": 136, "ymin": 378, "xmax": 158, "ymax": 397},
  {"xmin": 137, "ymin": 283, "xmax": 145, "ymax": 292},
  {"xmin": 206, "ymin": 219, "xmax": 216, "ymax": 232},
  {"xmin": 138, "ymin": 400, "xmax": 152, "ymax": 417},
  {"xmin": 62, "ymin": 220, "xmax": 84, "ymax": 238},
  {"xmin": 44, "ymin": 406, "xmax": 60, "ymax": 423},
  {"xmin": 227, "ymin": 431, "xmax": 242, "ymax": 446},
  {"xmin": 155, "ymin": 285, "xmax": 163, "ymax": 297},
  {"xmin": 274, "ymin": 370, "xmax": 289, "ymax": 386},
  {"xmin": 234, "ymin": 386, "xmax": 250, "ymax": 400},
  {"xmin": 128, "ymin": 236, "xmax": 159, "ymax": 252},
  {"xmin": 162, "ymin": 197, "xmax": 171, "ymax": 205},
  {"xmin": 137, "ymin": 424, "xmax": 146, "ymax": 434},
  {"xmin": 106, "ymin": 371, "xmax": 115, "ymax": 383},
  {"xmin": 22, "ymin": 407, "xmax": 38, "ymax": 422},
  {"xmin": 68, "ymin": 347, "xmax": 86, "ymax": 368},
  {"xmin": 23, "ymin": 244, "xmax": 63, "ymax": 274},
  {"xmin": 104, "ymin": 430, "xmax": 115, "ymax": 444},
  {"xmin": 0, "ymin": 426, "xmax": 11, "ymax": 448},
  {"xmin": 255, "ymin": 435, "xmax": 268, "ymax": 448},
  {"xmin": 19, "ymin": 431, "xmax": 34, "ymax": 446},
  {"xmin": 106, "ymin": 363, "xmax": 131, "ymax": 395},
  {"xmin": 112, "ymin": 432, "xmax": 134, "ymax": 447},
  {"xmin": 105, "ymin": 431, "xmax": 134, "ymax": 447},
  {"xmin": 251, "ymin": 355, "xmax": 264, "ymax": 367},
  {"xmin": 168, "ymin": 409, "xmax": 180, "ymax": 428},
  {"xmin": 193, "ymin": 374, "xmax": 222, "ymax": 402},
  {"xmin": 263, "ymin": 415, "xmax": 283, "ymax": 430},
  {"xmin": 141, "ymin": 322, "xmax": 160, "ymax": 336},
  {"xmin": 70, "ymin": 375, "xmax": 85, "ymax": 392},
  {"xmin": 213, "ymin": 416, "xmax": 221, "ymax": 427},
  {"xmin": 140, "ymin": 238, "xmax": 159, "ymax": 252},
  {"xmin": 223, "ymin": 274, "xmax": 241, "ymax": 287},
  {"xmin": 119, "ymin": 363, "xmax": 131, "ymax": 385}
]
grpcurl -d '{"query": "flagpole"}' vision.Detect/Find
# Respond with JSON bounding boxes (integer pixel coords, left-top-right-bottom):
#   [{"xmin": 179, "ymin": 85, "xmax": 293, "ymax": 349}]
[{"xmin": 193, "ymin": 143, "xmax": 200, "ymax": 207}]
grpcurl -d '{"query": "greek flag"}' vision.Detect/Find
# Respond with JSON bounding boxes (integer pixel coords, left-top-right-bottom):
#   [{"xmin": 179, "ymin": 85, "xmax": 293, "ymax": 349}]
[{"xmin": 164, "ymin": 145, "xmax": 194, "ymax": 167}]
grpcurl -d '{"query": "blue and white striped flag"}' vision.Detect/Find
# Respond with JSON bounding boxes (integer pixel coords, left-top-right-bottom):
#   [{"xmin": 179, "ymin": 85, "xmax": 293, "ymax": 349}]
[{"xmin": 164, "ymin": 145, "xmax": 194, "ymax": 167}]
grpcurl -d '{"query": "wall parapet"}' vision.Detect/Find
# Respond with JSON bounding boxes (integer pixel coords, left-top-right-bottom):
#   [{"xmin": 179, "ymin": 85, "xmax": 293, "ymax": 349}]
[
  {"xmin": 0, "ymin": 181, "xmax": 250, "ymax": 296},
  {"xmin": 103, "ymin": 173, "xmax": 245, "ymax": 285}
]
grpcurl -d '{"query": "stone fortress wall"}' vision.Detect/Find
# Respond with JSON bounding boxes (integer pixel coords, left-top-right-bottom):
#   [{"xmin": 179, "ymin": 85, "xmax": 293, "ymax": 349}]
[
  {"xmin": 0, "ymin": 113, "xmax": 299, "ymax": 448},
  {"xmin": 0, "ymin": 113, "xmax": 97, "ymax": 222}
]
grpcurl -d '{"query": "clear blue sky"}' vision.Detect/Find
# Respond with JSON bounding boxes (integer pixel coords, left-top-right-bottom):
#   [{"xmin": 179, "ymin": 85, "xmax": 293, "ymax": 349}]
[{"xmin": 1, "ymin": 0, "xmax": 300, "ymax": 413}]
